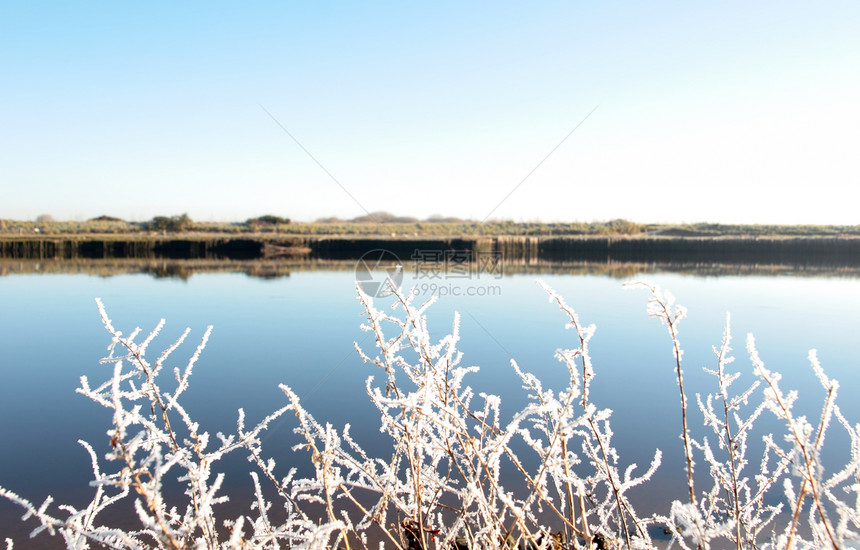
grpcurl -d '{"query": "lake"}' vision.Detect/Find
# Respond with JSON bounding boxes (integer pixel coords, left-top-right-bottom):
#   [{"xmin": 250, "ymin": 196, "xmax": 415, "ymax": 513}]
[{"xmin": 2, "ymin": 259, "xmax": 860, "ymax": 547}]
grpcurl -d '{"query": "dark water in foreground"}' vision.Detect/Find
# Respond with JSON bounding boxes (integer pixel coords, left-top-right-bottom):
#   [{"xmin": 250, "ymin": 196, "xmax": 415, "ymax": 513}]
[{"xmin": 2, "ymin": 263, "xmax": 860, "ymax": 546}]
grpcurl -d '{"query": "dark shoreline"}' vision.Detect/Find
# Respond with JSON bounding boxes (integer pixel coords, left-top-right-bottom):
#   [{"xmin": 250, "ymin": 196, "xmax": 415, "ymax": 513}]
[{"xmin": 3, "ymin": 234, "xmax": 860, "ymax": 267}]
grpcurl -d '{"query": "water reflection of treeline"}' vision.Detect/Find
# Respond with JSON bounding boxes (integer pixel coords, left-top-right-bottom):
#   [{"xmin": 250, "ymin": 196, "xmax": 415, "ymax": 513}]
[{"xmin": 3, "ymin": 257, "xmax": 860, "ymax": 281}]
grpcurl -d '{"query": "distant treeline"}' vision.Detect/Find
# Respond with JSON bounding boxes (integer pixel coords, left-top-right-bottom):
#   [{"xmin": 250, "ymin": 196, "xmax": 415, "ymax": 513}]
[{"xmin": 2, "ymin": 212, "xmax": 860, "ymax": 238}]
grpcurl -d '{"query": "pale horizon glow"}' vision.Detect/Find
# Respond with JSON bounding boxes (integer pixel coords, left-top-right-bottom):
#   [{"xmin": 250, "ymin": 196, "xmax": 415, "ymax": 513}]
[{"xmin": 1, "ymin": 2, "xmax": 858, "ymax": 225}]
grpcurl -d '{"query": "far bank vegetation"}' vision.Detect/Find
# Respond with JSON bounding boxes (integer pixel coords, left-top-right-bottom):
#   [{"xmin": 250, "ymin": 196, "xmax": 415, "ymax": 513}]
[{"xmin": 1, "ymin": 211, "xmax": 860, "ymax": 239}]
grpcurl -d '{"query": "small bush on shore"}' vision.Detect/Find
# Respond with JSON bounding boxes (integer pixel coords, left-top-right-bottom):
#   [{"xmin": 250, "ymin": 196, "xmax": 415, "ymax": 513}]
[
  {"xmin": 246, "ymin": 215, "xmax": 291, "ymax": 226},
  {"xmin": 146, "ymin": 213, "xmax": 194, "ymax": 233}
]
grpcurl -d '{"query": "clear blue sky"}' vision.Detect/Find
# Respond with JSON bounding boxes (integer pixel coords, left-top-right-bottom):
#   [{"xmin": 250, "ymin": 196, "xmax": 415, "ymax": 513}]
[{"xmin": 2, "ymin": 2, "xmax": 858, "ymax": 224}]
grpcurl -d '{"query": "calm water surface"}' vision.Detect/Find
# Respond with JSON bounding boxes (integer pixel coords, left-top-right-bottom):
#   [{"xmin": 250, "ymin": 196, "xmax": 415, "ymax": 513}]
[{"xmin": 2, "ymin": 266, "xmax": 860, "ymax": 544}]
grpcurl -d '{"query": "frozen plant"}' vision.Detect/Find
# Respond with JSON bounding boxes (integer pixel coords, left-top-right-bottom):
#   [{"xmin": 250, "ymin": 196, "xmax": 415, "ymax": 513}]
[
  {"xmin": 693, "ymin": 315, "xmax": 791, "ymax": 549},
  {"xmin": 629, "ymin": 283, "xmax": 860, "ymax": 550},
  {"xmin": 748, "ymin": 340, "xmax": 860, "ymax": 549},
  {"xmin": 532, "ymin": 281, "xmax": 661, "ymax": 549},
  {"xmin": 1, "ymin": 281, "xmax": 859, "ymax": 550},
  {"xmin": 0, "ymin": 300, "xmax": 332, "ymax": 550}
]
